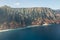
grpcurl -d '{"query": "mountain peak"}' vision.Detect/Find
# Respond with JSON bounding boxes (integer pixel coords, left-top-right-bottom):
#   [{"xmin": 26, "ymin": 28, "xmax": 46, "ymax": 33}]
[{"xmin": 1, "ymin": 5, "xmax": 11, "ymax": 8}]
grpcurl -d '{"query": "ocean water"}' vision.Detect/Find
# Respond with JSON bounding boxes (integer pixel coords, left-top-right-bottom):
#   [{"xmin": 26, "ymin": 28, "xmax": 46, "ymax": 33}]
[{"xmin": 0, "ymin": 24, "xmax": 60, "ymax": 40}]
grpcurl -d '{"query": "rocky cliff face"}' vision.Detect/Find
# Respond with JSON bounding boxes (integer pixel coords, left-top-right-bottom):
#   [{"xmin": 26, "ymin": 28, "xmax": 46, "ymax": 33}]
[
  {"xmin": 0, "ymin": 6, "xmax": 56, "ymax": 22},
  {"xmin": 0, "ymin": 5, "xmax": 60, "ymax": 29},
  {"xmin": 53, "ymin": 10, "xmax": 60, "ymax": 20}
]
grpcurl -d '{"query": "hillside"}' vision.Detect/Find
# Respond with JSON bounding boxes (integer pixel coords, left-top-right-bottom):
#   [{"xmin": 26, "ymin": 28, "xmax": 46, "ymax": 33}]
[{"xmin": 0, "ymin": 5, "xmax": 60, "ymax": 29}]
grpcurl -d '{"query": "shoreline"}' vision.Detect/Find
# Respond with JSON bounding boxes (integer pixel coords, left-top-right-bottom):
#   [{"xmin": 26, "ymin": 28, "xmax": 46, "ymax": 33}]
[{"xmin": 0, "ymin": 24, "xmax": 59, "ymax": 32}]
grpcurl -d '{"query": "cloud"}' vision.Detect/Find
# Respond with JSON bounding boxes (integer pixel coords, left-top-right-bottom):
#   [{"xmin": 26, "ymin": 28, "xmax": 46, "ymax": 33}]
[
  {"xmin": 11, "ymin": 2, "xmax": 20, "ymax": 8},
  {"xmin": 15, "ymin": 2, "xmax": 20, "ymax": 6}
]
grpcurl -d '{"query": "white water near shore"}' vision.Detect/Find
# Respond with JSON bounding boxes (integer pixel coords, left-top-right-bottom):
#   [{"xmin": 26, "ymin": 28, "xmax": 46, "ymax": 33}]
[
  {"xmin": 0, "ymin": 29, "xmax": 14, "ymax": 32},
  {"xmin": 0, "ymin": 24, "xmax": 52, "ymax": 32}
]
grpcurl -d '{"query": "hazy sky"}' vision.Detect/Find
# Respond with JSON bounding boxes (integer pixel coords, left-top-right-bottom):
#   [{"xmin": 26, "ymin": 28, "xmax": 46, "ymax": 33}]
[{"xmin": 0, "ymin": 0, "xmax": 60, "ymax": 9}]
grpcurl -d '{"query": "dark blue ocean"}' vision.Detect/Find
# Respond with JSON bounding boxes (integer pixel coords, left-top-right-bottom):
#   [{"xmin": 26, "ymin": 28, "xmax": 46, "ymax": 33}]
[{"xmin": 0, "ymin": 24, "xmax": 60, "ymax": 40}]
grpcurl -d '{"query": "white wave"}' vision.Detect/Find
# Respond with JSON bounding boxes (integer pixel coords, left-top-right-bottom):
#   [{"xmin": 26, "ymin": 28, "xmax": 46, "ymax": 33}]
[
  {"xmin": 42, "ymin": 23, "xmax": 51, "ymax": 26},
  {"xmin": 16, "ymin": 25, "xmax": 40, "ymax": 30},
  {"xmin": 27, "ymin": 25, "xmax": 40, "ymax": 27},
  {"xmin": 0, "ymin": 29, "xmax": 14, "ymax": 32}
]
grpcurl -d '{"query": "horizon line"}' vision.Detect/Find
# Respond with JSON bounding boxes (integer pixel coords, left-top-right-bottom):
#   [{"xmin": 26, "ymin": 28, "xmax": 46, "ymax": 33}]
[{"xmin": 0, "ymin": 5, "xmax": 60, "ymax": 10}]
